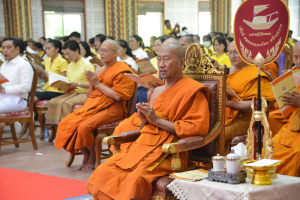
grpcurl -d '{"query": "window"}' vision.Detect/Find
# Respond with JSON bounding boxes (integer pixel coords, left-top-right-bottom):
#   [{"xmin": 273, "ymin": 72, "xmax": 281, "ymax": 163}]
[
  {"xmin": 198, "ymin": 2, "xmax": 211, "ymax": 43},
  {"xmin": 44, "ymin": 12, "xmax": 84, "ymax": 40}
]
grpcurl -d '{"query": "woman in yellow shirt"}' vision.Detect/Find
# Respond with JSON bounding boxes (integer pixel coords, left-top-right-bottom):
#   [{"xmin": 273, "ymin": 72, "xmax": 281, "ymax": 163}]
[
  {"xmin": 150, "ymin": 37, "xmax": 166, "ymax": 70},
  {"xmin": 46, "ymin": 40, "xmax": 95, "ymax": 126},
  {"xmin": 211, "ymin": 36, "xmax": 231, "ymax": 68},
  {"xmin": 33, "ymin": 42, "xmax": 46, "ymax": 58}
]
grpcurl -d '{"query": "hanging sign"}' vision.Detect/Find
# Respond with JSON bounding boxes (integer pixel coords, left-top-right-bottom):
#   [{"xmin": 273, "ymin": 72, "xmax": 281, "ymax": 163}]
[{"xmin": 234, "ymin": 0, "xmax": 289, "ymax": 65}]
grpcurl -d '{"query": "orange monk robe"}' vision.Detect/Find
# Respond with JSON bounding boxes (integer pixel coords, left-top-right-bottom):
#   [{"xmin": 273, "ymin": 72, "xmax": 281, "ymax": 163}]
[
  {"xmin": 264, "ymin": 62, "xmax": 279, "ymax": 80},
  {"xmin": 54, "ymin": 62, "xmax": 135, "ymax": 153},
  {"xmin": 268, "ymin": 103, "xmax": 289, "ymax": 138},
  {"xmin": 86, "ymin": 76, "xmax": 210, "ymax": 200},
  {"xmin": 225, "ymin": 65, "xmax": 275, "ymax": 153},
  {"xmin": 273, "ymin": 86, "xmax": 300, "ymax": 177}
]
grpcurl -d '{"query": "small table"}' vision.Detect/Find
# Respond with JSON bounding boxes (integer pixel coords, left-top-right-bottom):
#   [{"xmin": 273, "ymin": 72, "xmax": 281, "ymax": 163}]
[{"xmin": 167, "ymin": 174, "xmax": 300, "ymax": 200}]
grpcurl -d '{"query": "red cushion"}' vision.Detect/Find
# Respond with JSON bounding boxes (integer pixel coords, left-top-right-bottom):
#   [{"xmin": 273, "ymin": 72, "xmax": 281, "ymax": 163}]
[
  {"xmin": 0, "ymin": 110, "xmax": 30, "ymax": 118},
  {"xmin": 98, "ymin": 119, "xmax": 124, "ymax": 129},
  {"xmin": 35, "ymin": 100, "xmax": 50, "ymax": 107},
  {"xmin": 72, "ymin": 105, "xmax": 83, "ymax": 111}
]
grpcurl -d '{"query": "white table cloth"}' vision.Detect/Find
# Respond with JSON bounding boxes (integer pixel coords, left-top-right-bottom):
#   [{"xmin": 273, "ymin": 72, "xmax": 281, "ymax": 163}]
[{"xmin": 167, "ymin": 174, "xmax": 300, "ymax": 200}]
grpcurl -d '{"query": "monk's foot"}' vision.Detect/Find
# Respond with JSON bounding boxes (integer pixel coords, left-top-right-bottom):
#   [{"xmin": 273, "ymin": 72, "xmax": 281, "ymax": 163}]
[
  {"xmin": 21, "ymin": 128, "xmax": 30, "ymax": 140},
  {"xmin": 81, "ymin": 163, "xmax": 95, "ymax": 171},
  {"xmin": 76, "ymin": 148, "xmax": 90, "ymax": 170},
  {"xmin": 75, "ymin": 163, "xmax": 86, "ymax": 170}
]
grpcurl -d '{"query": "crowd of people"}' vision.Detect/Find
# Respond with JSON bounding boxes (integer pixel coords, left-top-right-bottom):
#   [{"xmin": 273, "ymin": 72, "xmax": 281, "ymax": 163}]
[{"xmin": 0, "ymin": 19, "xmax": 299, "ymax": 199}]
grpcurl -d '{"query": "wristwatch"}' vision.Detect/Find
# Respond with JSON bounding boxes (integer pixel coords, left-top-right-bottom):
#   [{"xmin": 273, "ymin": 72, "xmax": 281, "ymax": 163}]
[{"xmin": 78, "ymin": 82, "xmax": 82, "ymax": 87}]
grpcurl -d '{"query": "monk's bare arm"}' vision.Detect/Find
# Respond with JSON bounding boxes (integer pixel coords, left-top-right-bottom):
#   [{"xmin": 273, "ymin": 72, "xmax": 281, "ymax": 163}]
[
  {"xmin": 95, "ymin": 83, "xmax": 122, "ymax": 101},
  {"xmin": 152, "ymin": 118, "xmax": 176, "ymax": 134},
  {"xmin": 226, "ymin": 100, "xmax": 252, "ymax": 112}
]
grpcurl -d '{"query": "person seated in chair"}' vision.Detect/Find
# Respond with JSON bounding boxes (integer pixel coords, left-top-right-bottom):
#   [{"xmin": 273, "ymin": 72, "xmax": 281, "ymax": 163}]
[
  {"xmin": 0, "ymin": 38, "xmax": 33, "ymax": 114},
  {"xmin": 272, "ymin": 43, "xmax": 300, "ymax": 177},
  {"xmin": 54, "ymin": 40, "xmax": 136, "ymax": 171},
  {"xmin": 179, "ymin": 35, "xmax": 193, "ymax": 51},
  {"xmin": 86, "ymin": 43, "xmax": 210, "ymax": 200},
  {"xmin": 224, "ymin": 41, "xmax": 275, "ymax": 155}
]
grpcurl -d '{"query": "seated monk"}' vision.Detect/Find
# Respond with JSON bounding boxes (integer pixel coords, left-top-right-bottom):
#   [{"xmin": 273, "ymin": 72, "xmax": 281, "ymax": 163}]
[
  {"xmin": 224, "ymin": 42, "xmax": 275, "ymax": 155},
  {"xmin": 86, "ymin": 43, "xmax": 210, "ymax": 199},
  {"xmin": 54, "ymin": 40, "xmax": 136, "ymax": 171},
  {"xmin": 269, "ymin": 42, "xmax": 300, "ymax": 137},
  {"xmin": 273, "ymin": 69, "xmax": 300, "ymax": 176},
  {"xmin": 0, "ymin": 38, "xmax": 33, "ymax": 113}
]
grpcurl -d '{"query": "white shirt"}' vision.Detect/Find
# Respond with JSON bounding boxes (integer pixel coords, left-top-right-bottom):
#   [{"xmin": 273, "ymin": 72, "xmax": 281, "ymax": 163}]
[
  {"xmin": 86, "ymin": 56, "xmax": 93, "ymax": 62},
  {"xmin": 117, "ymin": 56, "xmax": 139, "ymax": 73},
  {"xmin": 0, "ymin": 55, "xmax": 33, "ymax": 99},
  {"xmin": 0, "ymin": 52, "xmax": 5, "ymax": 62},
  {"xmin": 132, "ymin": 48, "xmax": 148, "ymax": 60}
]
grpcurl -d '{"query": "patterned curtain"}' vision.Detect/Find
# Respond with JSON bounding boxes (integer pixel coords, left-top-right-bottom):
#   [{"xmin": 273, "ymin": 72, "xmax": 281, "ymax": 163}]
[
  {"xmin": 105, "ymin": 0, "xmax": 138, "ymax": 41},
  {"xmin": 211, "ymin": 0, "xmax": 232, "ymax": 34},
  {"xmin": 3, "ymin": 0, "xmax": 33, "ymax": 40}
]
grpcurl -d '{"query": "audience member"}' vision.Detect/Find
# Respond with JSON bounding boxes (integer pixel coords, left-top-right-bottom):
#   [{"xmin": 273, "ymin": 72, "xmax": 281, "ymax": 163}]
[
  {"xmin": 129, "ymin": 35, "xmax": 148, "ymax": 60},
  {"xmin": 117, "ymin": 39, "xmax": 139, "ymax": 73},
  {"xmin": 211, "ymin": 36, "xmax": 231, "ymax": 68}
]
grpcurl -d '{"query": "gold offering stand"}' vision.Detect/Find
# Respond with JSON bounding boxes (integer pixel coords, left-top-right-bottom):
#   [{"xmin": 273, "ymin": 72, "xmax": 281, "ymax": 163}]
[{"xmin": 245, "ymin": 54, "xmax": 279, "ymax": 185}]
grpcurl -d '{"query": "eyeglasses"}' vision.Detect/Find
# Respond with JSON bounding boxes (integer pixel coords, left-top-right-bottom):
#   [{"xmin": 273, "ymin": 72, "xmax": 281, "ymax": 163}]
[
  {"xmin": 99, "ymin": 49, "xmax": 116, "ymax": 54},
  {"xmin": 228, "ymin": 51, "xmax": 239, "ymax": 56}
]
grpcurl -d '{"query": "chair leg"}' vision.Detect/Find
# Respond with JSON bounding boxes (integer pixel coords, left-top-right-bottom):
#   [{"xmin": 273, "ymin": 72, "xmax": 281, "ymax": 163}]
[
  {"xmin": 66, "ymin": 153, "xmax": 75, "ymax": 167},
  {"xmin": 29, "ymin": 118, "xmax": 38, "ymax": 150},
  {"xmin": 0, "ymin": 122, "xmax": 6, "ymax": 155},
  {"xmin": 95, "ymin": 134, "xmax": 108, "ymax": 166},
  {"xmin": 9, "ymin": 124, "xmax": 19, "ymax": 148},
  {"xmin": 37, "ymin": 111, "xmax": 45, "ymax": 140},
  {"xmin": 48, "ymin": 125, "xmax": 56, "ymax": 142}
]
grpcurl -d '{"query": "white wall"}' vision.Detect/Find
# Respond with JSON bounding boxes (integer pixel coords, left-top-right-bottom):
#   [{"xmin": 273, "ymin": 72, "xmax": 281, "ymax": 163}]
[
  {"xmin": 289, "ymin": 0, "xmax": 299, "ymax": 37},
  {"xmin": 231, "ymin": 0, "xmax": 243, "ymax": 33},
  {"xmin": 85, "ymin": 0, "xmax": 105, "ymax": 40},
  {"xmin": 0, "ymin": 0, "xmax": 5, "ymax": 37}
]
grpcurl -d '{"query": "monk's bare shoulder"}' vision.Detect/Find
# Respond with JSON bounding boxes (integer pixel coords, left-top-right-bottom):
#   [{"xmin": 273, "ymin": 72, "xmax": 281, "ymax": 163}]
[
  {"xmin": 293, "ymin": 71, "xmax": 300, "ymax": 86},
  {"xmin": 96, "ymin": 66, "xmax": 106, "ymax": 75},
  {"xmin": 150, "ymin": 86, "xmax": 166, "ymax": 106}
]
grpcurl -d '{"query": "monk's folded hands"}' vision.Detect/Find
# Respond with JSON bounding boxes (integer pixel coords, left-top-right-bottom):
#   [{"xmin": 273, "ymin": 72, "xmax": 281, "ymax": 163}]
[{"xmin": 282, "ymin": 90, "xmax": 300, "ymax": 107}]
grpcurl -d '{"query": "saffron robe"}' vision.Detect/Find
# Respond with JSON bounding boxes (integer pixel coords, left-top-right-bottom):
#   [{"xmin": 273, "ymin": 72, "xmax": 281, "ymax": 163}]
[
  {"xmin": 264, "ymin": 62, "xmax": 279, "ymax": 80},
  {"xmin": 86, "ymin": 76, "xmax": 210, "ymax": 200},
  {"xmin": 273, "ymin": 85, "xmax": 300, "ymax": 177},
  {"xmin": 54, "ymin": 62, "xmax": 135, "ymax": 153},
  {"xmin": 225, "ymin": 65, "xmax": 275, "ymax": 153}
]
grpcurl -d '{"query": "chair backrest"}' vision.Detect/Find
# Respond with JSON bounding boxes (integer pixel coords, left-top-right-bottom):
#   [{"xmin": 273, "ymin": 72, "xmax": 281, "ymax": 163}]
[
  {"xmin": 27, "ymin": 63, "xmax": 38, "ymax": 115},
  {"xmin": 282, "ymin": 46, "xmax": 293, "ymax": 70},
  {"xmin": 127, "ymin": 68, "xmax": 140, "ymax": 116},
  {"xmin": 182, "ymin": 44, "xmax": 227, "ymax": 162},
  {"xmin": 90, "ymin": 56, "xmax": 104, "ymax": 67}
]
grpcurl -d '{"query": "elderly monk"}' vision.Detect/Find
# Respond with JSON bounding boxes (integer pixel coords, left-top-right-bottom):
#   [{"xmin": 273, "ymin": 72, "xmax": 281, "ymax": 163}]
[
  {"xmin": 224, "ymin": 42, "xmax": 275, "ymax": 154},
  {"xmin": 86, "ymin": 43, "xmax": 210, "ymax": 199},
  {"xmin": 273, "ymin": 64, "xmax": 300, "ymax": 176},
  {"xmin": 268, "ymin": 42, "xmax": 300, "ymax": 137},
  {"xmin": 54, "ymin": 40, "xmax": 136, "ymax": 171}
]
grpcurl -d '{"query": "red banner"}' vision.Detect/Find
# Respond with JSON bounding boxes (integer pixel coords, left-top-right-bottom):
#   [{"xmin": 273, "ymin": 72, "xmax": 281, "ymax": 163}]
[{"xmin": 234, "ymin": 0, "xmax": 289, "ymax": 65}]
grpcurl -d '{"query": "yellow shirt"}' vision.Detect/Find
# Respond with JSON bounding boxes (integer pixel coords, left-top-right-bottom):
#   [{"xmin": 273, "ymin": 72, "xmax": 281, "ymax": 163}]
[
  {"xmin": 150, "ymin": 56, "xmax": 158, "ymax": 71},
  {"xmin": 0, "ymin": 47, "xmax": 2, "ymax": 51},
  {"xmin": 67, "ymin": 57, "xmax": 95, "ymax": 93},
  {"xmin": 39, "ymin": 50, "xmax": 45, "ymax": 57},
  {"xmin": 42, "ymin": 56, "xmax": 68, "ymax": 93},
  {"xmin": 91, "ymin": 48, "xmax": 97, "ymax": 55},
  {"xmin": 211, "ymin": 53, "xmax": 231, "ymax": 68},
  {"xmin": 208, "ymin": 45, "xmax": 216, "ymax": 55}
]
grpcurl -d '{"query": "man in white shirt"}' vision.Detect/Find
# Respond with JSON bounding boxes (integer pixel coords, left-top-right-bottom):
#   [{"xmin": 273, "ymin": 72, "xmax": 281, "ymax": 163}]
[{"xmin": 0, "ymin": 37, "xmax": 33, "ymax": 113}]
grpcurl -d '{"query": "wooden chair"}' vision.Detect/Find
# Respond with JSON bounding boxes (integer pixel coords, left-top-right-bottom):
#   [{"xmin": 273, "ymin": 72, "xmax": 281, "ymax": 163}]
[
  {"xmin": 282, "ymin": 46, "xmax": 293, "ymax": 70},
  {"xmin": 90, "ymin": 57, "xmax": 104, "ymax": 67},
  {"xmin": 65, "ymin": 82, "xmax": 138, "ymax": 167},
  {"xmin": 0, "ymin": 64, "xmax": 38, "ymax": 154},
  {"xmin": 103, "ymin": 44, "xmax": 227, "ymax": 199}
]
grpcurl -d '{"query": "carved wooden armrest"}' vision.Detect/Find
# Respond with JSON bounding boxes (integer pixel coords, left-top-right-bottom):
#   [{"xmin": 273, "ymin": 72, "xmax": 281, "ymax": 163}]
[
  {"xmin": 162, "ymin": 136, "xmax": 204, "ymax": 172},
  {"xmin": 103, "ymin": 130, "xmax": 141, "ymax": 154}
]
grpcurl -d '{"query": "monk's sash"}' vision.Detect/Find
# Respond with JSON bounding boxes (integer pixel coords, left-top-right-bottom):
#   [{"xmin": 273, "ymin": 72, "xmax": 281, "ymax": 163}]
[
  {"xmin": 290, "ymin": 85, "xmax": 300, "ymax": 132},
  {"xmin": 226, "ymin": 65, "xmax": 275, "ymax": 126}
]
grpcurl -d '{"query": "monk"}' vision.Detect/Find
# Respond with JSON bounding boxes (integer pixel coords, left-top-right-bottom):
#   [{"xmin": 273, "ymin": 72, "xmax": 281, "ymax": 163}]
[
  {"xmin": 273, "ymin": 68, "xmax": 300, "ymax": 176},
  {"xmin": 86, "ymin": 43, "xmax": 210, "ymax": 200},
  {"xmin": 54, "ymin": 40, "xmax": 136, "ymax": 171},
  {"xmin": 224, "ymin": 42, "xmax": 275, "ymax": 154},
  {"xmin": 262, "ymin": 62, "xmax": 279, "ymax": 81},
  {"xmin": 268, "ymin": 43, "xmax": 300, "ymax": 137}
]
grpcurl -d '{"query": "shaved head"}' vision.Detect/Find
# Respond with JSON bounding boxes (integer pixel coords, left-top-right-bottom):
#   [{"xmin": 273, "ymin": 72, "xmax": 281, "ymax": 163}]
[
  {"xmin": 102, "ymin": 39, "xmax": 118, "ymax": 51},
  {"xmin": 100, "ymin": 39, "xmax": 118, "ymax": 65},
  {"xmin": 293, "ymin": 42, "xmax": 300, "ymax": 68},
  {"xmin": 163, "ymin": 38, "xmax": 180, "ymax": 45},
  {"xmin": 160, "ymin": 43, "xmax": 185, "ymax": 60},
  {"xmin": 179, "ymin": 36, "xmax": 193, "ymax": 51}
]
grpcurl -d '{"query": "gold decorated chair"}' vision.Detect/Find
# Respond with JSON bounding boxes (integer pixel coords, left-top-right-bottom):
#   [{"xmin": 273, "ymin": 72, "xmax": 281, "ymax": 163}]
[{"xmin": 103, "ymin": 44, "xmax": 227, "ymax": 199}]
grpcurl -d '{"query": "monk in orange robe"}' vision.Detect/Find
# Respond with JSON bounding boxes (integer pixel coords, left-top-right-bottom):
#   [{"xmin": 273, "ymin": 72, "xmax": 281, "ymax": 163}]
[
  {"xmin": 86, "ymin": 43, "xmax": 210, "ymax": 199},
  {"xmin": 263, "ymin": 62, "xmax": 279, "ymax": 80},
  {"xmin": 268, "ymin": 43, "xmax": 300, "ymax": 137},
  {"xmin": 224, "ymin": 42, "xmax": 275, "ymax": 154},
  {"xmin": 54, "ymin": 40, "xmax": 136, "ymax": 171},
  {"xmin": 273, "ymin": 73, "xmax": 300, "ymax": 176}
]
